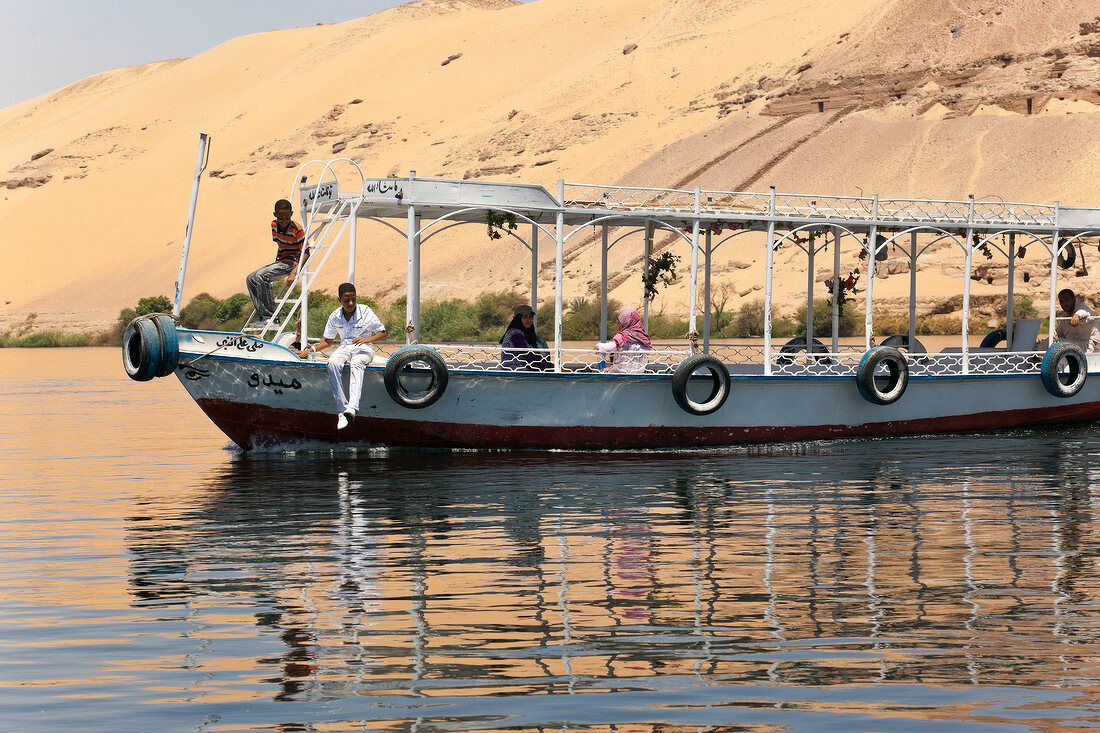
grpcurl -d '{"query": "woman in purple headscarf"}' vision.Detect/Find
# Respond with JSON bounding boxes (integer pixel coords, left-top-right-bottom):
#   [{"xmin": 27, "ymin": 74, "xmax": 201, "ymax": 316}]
[
  {"xmin": 596, "ymin": 308, "xmax": 652, "ymax": 374},
  {"xmin": 500, "ymin": 304, "xmax": 551, "ymax": 371}
]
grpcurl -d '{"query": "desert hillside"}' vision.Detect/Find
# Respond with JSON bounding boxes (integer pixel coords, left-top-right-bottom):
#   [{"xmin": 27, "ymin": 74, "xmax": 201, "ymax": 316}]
[{"xmin": 1, "ymin": 0, "xmax": 1098, "ymax": 335}]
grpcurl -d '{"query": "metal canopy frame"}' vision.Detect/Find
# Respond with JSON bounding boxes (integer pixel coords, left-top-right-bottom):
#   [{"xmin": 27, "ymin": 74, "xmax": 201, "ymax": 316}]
[
  {"xmin": 282, "ymin": 168, "xmax": 1100, "ymax": 373},
  {"xmin": 171, "ymin": 138, "xmax": 1100, "ymax": 375}
]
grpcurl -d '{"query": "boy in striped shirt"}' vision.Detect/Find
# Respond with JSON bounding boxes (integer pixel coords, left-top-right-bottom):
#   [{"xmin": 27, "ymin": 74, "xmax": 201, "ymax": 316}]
[{"xmin": 246, "ymin": 199, "xmax": 308, "ymax": 325}]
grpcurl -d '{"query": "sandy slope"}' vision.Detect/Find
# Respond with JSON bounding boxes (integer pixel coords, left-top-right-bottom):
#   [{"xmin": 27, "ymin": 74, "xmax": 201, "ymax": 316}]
[{"xmin": 0, "ymin": 0, "xmax": 1097, "ymax": 334}]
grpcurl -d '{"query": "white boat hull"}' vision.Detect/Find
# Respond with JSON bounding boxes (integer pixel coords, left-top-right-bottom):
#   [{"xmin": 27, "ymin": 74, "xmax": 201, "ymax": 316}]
[{"xmin": 175, "ymin": 333, "xmax": 1100, "ymax": 450}]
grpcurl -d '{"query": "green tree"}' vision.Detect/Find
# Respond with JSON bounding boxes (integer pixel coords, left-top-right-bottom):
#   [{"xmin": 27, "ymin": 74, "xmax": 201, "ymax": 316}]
[{"xmin": 135, "ymin": 295, "xmax": 172, "ymax": 316}]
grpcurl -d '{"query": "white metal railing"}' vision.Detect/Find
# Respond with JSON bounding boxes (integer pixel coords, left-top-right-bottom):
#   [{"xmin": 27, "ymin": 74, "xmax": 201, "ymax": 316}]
[
  {"xmin": 322, "ymin": 340, "xmax": 1047, "ymax": 379},
  {"xmin": 910, "ymin": 350, "xmax": 1044, "ymax": 377},
  {"xmin": 767, "ymin": 350, "xmax": 1045, "ymax": 378},
  {"xmin": 701, "ymin": 343, "xmax": 766, "ymax": 364},
  {"xmin": 377, "ymin": 344, "xmax": 691, "ymax": 374},
  {"xmin": 563, "ymin": 183, "xmax": 1059, "ymax": 228},
  {"xmin": 563, "ymin": 183, "xmax": 697, "ymax": 213}
]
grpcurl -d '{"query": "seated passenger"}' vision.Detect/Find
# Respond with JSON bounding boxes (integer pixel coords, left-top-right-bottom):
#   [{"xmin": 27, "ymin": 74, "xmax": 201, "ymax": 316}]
[
  {"xmin": 296, "ymin": 283, "xmax": 388, "ymax": 429},
  {"xmin": 597, "ymin": 308, "xmax": 652, "ymax": 374},
  {"xmin": 1055, "ymin": 288, "xmax": 1099, "ymax": 352},
  {"xmin": 500, "ymin": 304, "xmax": 551, "ymax": 371}
]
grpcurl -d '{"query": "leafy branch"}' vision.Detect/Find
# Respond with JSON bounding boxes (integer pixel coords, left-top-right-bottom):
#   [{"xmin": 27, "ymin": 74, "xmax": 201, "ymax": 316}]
[
  {"xmin": 824, "ymin": 270, "xmax": 861, "ymax": 313},
  {"xmin": 486, "ymin": 210, "xmax": 518, "ymax": 240},
  {"xmin": 643, "ymin": 252, "xmax": 680, "ymax": 301}
]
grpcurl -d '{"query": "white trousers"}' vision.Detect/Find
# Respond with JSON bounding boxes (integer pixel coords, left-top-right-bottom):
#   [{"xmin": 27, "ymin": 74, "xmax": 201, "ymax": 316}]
[{"xmin": 326, "ymin": 344, "xmax": 374, "ymax": 412}]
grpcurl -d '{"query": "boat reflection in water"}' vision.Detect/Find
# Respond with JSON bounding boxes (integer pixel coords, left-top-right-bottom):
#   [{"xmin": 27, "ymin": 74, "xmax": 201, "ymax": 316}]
[{"xmin": 125, "ymin": 436, "xmax": 1100, "ymax": 728}]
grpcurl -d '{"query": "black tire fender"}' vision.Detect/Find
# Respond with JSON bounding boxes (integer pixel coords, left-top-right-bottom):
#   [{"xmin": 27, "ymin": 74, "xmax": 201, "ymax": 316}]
[
  {"xmin": 671, "ymin": 354, "xmax": 731, "ymax": 416},
  {"xmin": 384, "ymin": 345, "xmax": 449, "ymax": 409},
  {"xmin": 1058, "ymin": 244, "xmax": 1076, "ymax": 270},
  {"xmin": 856, "ymin": 346, "xmax": 909, "ymax": 405},
  {"xmin": 777, "ymin": 336, "xmax": 832, "ymax": 365},
  {"xmin": 779, "ymin": 336, "xmax": 828, "ymax": 354},
  {"xmin": 1040, "ymin": 342, "xmax": 1087, "ymax": 398},
  {"xmin": 151, "ymin": 313, "xmax": 180, "ymax": 377},
  {"xmin": 122, "ymin": 317, "xmax": 164, "ymax": 382},
  {"xmin": 880, "ymin": 334, "xmax": 927, "ymax": 354},
  {"xmin": 979, "ymin": 329, "xmax": 1007, "ymax": 349}
]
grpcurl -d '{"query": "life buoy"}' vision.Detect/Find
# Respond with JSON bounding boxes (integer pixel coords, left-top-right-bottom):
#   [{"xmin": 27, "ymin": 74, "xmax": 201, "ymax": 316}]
[
  {"xmin": 384, "ymin": 345, "xmax": 449, "ymax": 409},
  {"xmin": 151, "ymin": 314, "xmax": 180, "ymax": 377},
  {"xmin": 881, "ymin": 334, "xmax": 927, "ymax": 353},
  {"xmin": 1040, "ymin": 342, "xmax": 1087, "ymax": 398},
  {"xmin": 671, "ymin": 354, "xmax": 731, "ymax": 416},
  {"xmin": 122, "ymin": 317, "xmax": 164, "ymax": 382},
  {"xmin": 856, "ymin": 346, "xmax": 909, "ymax": 405},
  {"xmin": 979, "ymin": 329, "xmax": 1007, "ymax": 349},
  {"xmin": 1058, "ymin": 244, "xmax": 1076, "ymax": 269}
]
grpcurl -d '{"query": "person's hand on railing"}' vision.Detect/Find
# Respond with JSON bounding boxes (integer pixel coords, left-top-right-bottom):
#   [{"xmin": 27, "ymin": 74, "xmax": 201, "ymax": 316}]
[{"xmin": 1054, "ymin": 314, "xmax": 1098, "ymax": 326}]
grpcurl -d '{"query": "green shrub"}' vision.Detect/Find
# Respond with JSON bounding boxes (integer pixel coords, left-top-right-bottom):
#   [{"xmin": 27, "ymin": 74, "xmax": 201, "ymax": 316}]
[
  {"xmin": 386, "ymin": 295, "xmax": 408, "ymax": 329},
  {"xmin": 793, "ymin": 298, "xmax": 862, "ymax": 337},
  {"xmin": 180, "ymin": 293, "xmax": 218, "ymax": 328},
  {"xmin": 115, "ymin": 307, "xmax": 138, "ymax": 342},
  {"xmin": 214, "ymin": 293, "xmax": 251, "ymax": 323},
  {"xmin": 474, "ymin": 291, "xmax": 527, "ymax": 335},
  {"xmin": 729, "ymin": 299, "xmax": 765, "ymax": 337},
  {"xmin": 562, "ymin": 297, "xmax": 623, "ymax": 340},
  {"xmin": 726, "ymin": 299, "xmax": 802, "ymax": 338},
  {"xmin": 648, "ymin": 313, "xmax": 688, "ymax": 339},
  {"xmin": 420, "ymin": 299, "xmax": 480, "ymax": 342},
  {"xmin": 136, "ymin": 295, "xmax": 172, "ymax": 316},
  {"xmin": 1013, "ymin": 297, "xmax": 1037, "ymax": 319},
  {"xmin": 0, "ymin": 331, "xmax": 91, "ymax": 347}
]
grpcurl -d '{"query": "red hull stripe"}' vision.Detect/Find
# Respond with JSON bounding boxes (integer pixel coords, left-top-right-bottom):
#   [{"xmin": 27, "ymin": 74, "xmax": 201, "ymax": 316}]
[{"xmin": 195, "ymin": 398, "xmax": 1100, "ymax": 450}]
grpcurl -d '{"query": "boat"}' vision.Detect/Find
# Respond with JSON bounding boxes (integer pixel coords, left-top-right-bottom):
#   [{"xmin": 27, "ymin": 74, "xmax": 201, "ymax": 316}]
[{"xmin": 123, "ymin": 134, "xmax": 1100, "ymax": 450}]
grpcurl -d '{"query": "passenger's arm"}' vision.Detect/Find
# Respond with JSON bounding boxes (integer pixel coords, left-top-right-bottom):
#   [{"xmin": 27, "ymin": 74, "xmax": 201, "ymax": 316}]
[
  {"xmin": 351, "ymin": 328, "xmax": 387, "ymax": 346},
  {"xmin": 297, "ymin": 337, "xmax": 334, "ymax": 358}
]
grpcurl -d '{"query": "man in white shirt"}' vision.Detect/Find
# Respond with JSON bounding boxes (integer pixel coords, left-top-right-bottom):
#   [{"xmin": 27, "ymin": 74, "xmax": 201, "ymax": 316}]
[
  {"xmin": 297, "ymin": 283, "xmax": 388, "ymax": 429},
  {"xmin": 1055, "ymin": 288, "xmax": 1100, "ymax": 353}
]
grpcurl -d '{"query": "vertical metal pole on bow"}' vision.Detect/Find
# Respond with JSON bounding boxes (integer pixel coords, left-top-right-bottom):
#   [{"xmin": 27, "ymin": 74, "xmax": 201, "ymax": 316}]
[{"xmin": 173, "ymin": 133, "xmax": 210, "ymax": 317}]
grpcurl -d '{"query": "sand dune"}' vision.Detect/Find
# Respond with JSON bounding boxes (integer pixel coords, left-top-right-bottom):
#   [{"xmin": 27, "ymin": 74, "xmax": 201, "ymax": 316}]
[{"xmin": 0, "ymin": 0, "xmax": 1097, "ymax": 334}]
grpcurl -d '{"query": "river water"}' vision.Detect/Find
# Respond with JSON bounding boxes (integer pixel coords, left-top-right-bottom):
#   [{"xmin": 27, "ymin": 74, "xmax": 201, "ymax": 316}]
[{"xmin": 3, "ymin": 347, "xmax": 1100, "ymax": 732}]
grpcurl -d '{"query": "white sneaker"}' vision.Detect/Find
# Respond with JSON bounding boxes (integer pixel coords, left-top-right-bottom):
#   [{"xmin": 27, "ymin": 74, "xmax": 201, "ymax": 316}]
[{"xmin": 337, "ymin": 408, "xmax": 356, "ymax": 430}]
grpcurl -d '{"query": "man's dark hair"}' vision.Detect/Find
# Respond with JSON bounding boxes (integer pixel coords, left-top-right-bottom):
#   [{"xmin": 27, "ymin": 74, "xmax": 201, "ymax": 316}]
[
  {"xmin": 274, "ymin": 199, "xmax": 293, "ymax": 212},
  {"xmin": 338, "ymin": 282, "xmax": 357, "ymax": 297},
  {"xmin": 1059, "ymin": 288, "xmax": 1075, "ymax": 300}
]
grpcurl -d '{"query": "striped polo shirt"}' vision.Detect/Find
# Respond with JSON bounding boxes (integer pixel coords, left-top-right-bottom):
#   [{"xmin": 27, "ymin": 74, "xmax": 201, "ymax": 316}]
[{"xmin": 271, "ymin": 220, "xmax": 306, "ymax": 264}]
